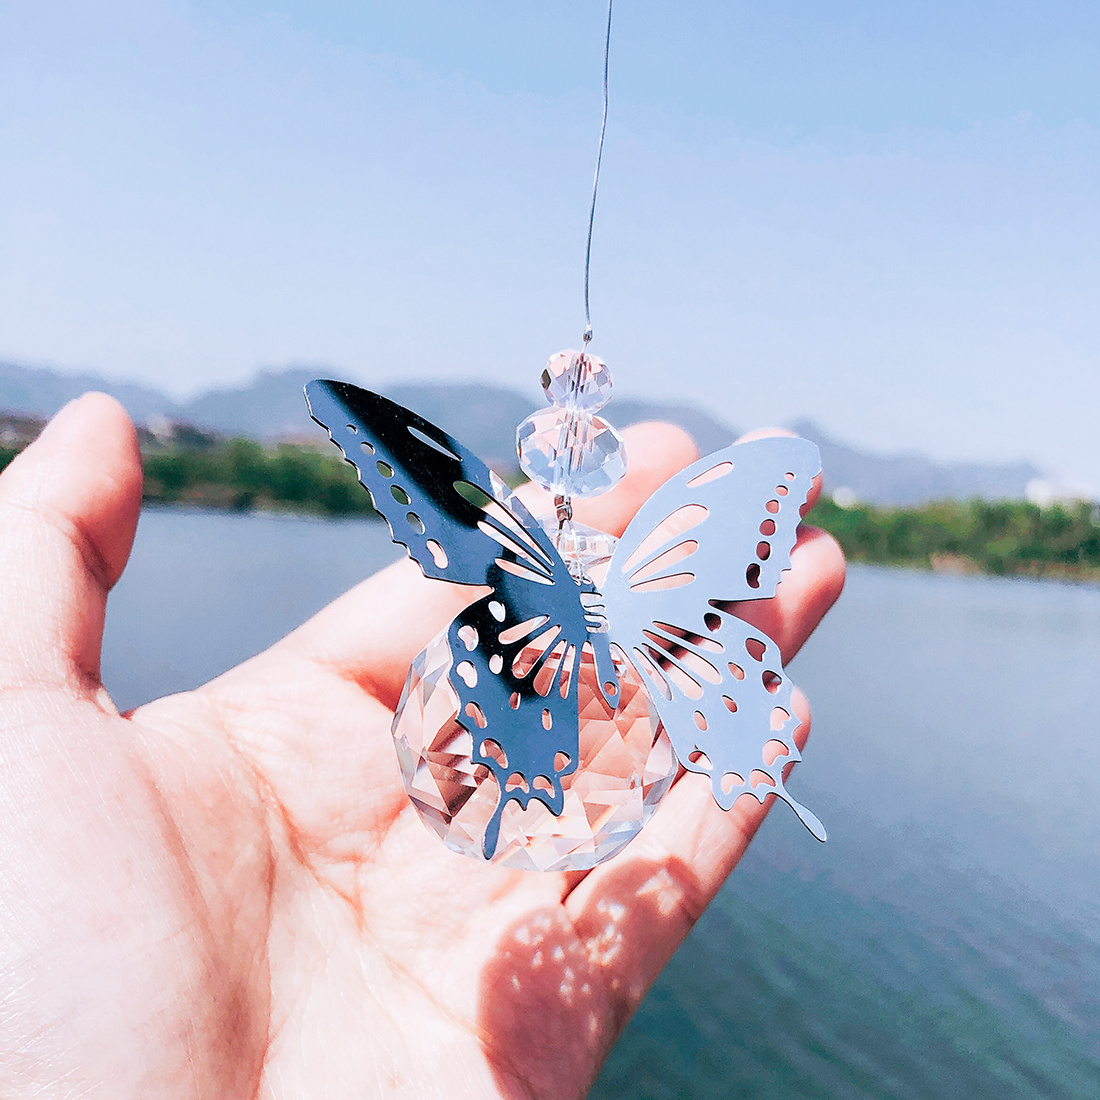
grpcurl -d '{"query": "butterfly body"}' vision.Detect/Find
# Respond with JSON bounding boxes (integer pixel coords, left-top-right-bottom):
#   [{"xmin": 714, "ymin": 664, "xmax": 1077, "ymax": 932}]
[{"xmin": 306, "ymin": 379, "xmax": 825, "ymax": 867}]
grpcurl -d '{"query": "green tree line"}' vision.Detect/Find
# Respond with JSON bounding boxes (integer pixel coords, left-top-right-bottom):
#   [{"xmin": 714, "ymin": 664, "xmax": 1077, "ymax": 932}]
[
  {"xmin": 5, "ymin": 438, "xmax": 373, "ymax": 514},
  {"xmin": 5, "ymin": 437, "xmax": 1100, "ymax": 581},
  {"xmin": 813, "ymin": 496, "xmax": 1100, "ymax": 580},
  {"xmin": 143, "ymin": 439, "xmax": 376, "ymax": 515}
]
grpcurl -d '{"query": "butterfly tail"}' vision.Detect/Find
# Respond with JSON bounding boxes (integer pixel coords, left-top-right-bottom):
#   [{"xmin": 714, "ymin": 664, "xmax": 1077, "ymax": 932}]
[
  {"xmin": 482, "ymin": 796, "xmax": 506, "ymax": 860},
  {"xmin": 778, "ymin": 787, "xmax": 828, "ymax": 842}
]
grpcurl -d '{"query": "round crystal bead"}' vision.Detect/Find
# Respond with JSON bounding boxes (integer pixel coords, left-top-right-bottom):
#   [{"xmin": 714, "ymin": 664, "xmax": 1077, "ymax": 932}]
[
  {"xmin": 391, "ymin": 631, "xmax": 676, "ymax": 871},
  {"xmin": 516, "ymin": 408, "xmax": 627, "ymax": 498},
  {"xmin": 541, "ymin": 349, "xmax": 613, "ymax": 411},
  {"xmin": 537, "ymin": 516, "xmax": 618, "ymax": 585}
]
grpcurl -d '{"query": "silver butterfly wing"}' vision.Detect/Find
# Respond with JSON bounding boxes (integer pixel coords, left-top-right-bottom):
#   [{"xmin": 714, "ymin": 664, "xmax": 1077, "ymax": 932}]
[
  {"xmin": 601, "ymin": 435, "xmax": 826, "ymax": 839},
  {"xmin": 305, "ymin": 380, "xmax": 619, "ymax": 857}
]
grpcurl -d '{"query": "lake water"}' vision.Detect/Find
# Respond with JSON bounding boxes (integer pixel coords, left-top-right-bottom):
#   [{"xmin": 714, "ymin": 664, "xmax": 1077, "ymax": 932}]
[{"xmin": 102, "ymin": 508, "xmax": 1100, "ymax": 1099}]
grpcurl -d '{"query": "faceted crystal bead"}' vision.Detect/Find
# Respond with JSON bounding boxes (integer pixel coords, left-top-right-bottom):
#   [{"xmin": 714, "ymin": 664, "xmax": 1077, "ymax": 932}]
[
  {"xmin": 517, "ymin": 408, "xmax": 626, "ymax": 498},
  {"xmin": 538, "ymin": 516, "xmax": 618, "ymax": 584},
  {"xmin": 392, "ymin": 631, "xmax": 677, "ymax": 871},
  {"xmin": 541, "ymin": 349, "xmax": 613, "ymax": 411}
]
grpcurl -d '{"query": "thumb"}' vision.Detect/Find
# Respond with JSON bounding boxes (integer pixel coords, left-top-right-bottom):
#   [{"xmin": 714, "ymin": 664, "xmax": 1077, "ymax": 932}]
[{"xmin": 0, "ymin": 394, "xmax": 143, "ymax": 690}]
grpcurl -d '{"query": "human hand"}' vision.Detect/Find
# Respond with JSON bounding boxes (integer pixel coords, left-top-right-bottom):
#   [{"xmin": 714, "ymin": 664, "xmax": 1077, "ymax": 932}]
[{"xmin": 0, "ymin": 394, "xmax": 844, "ymax": 1099}]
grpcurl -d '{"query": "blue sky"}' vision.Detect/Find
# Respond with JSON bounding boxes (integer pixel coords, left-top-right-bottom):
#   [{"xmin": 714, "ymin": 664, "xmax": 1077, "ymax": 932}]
[{"xmin": 2, "ymin": 1, "xmax": 1099, "ymax": 487}]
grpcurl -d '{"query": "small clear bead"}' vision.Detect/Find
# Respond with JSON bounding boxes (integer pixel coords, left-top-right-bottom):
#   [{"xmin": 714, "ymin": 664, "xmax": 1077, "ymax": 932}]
[
  {"xmin": 517, "ymin": 408, "xmax": 627, "ymax": 498},
  {"xmin": 539, "ymin": 517, "xmax": 618, "ymax": 583},
  {"xmin": 541, "ymin": 350, "xmax": 613, "ymax": 411}
]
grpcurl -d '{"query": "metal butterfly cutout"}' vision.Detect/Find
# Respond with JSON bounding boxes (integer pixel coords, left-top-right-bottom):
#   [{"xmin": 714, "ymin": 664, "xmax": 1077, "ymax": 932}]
[{"xmin": 306, "ymin": 379, "xmax": 826, "ymax": 866}]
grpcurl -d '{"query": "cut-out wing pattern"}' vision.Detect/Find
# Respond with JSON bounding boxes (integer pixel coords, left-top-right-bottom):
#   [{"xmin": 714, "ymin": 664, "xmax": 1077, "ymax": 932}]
[
  {"xmin": 306, "ymin": 380, "xmax": 556, "ymax": 588},
  {"xmin": 447, "ymin": 595, "xmax": 587, "ymax": 857},
  {"xmin": 602, "ymin": 437, "xmax": 826, "ymax": 839},
  {"xmin": 305, "ymin": 380, "xmax": 619, "ymax": 855}
]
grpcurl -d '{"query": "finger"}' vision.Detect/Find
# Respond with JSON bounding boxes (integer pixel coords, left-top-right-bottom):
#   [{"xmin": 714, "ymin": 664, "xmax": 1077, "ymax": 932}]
[
  {"xmin": 562, "ymin": 689, "xmax": 814, "ymax": 1019},
  {"xmin": 262, "ymin": 422, "xmax": 701, "ymax": 711},
  {"xmin": 0, "ymin": 395, "xmax": 142, "ymax": 689}
]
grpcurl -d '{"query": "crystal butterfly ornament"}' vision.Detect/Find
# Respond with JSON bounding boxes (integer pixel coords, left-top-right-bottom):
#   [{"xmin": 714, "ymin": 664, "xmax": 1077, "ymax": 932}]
[{"xmin": 305, "ymin": 350, "xmax": 825, "ymax": 873}]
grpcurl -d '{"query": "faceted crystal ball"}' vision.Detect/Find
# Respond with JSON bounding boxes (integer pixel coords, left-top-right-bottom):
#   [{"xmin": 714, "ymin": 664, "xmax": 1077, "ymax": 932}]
[
  {"xmin": 541, "ymin": 349, "xmax": 613, "ymax": 411},
  {"xmin": 517, "ymin": 408, "xmax": 627, "ymax": 498},
  {"xmin": 391, "ymin": 631, "xmax": 677, "ymax": 872}
]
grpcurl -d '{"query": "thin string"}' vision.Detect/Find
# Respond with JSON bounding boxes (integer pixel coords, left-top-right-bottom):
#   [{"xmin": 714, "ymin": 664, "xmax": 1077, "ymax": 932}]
[
  {"xmin": 557, "ymin": 0, "xmax": 613, "ymax": 536},
  {"xmin": 582, "ymin": 0, "xmax": 613, "ymax": 347}
]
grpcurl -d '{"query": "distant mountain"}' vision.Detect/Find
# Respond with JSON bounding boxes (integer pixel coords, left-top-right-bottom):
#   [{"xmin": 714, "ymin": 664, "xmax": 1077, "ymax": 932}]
[
  {"xmin": 180, "ymin": 367, "xmax": 320, "ymax": 439},
  {"xmin": 0, "ymin": 361, "xmax": 173, "ymax": 424},
  {"xmin": 790, "ymin": 419, "xmax": 1044, "ymax": 507},
  {"xmin": 0, "ymin": 360, "xmax": 1048, "ymax": 504}
]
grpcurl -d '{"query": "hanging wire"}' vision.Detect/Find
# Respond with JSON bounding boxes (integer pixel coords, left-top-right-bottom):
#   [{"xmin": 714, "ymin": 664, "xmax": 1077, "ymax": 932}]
[
  {"xmin": 582, "ymin": 0, "xmax": 613, "ymax": 347},
  {"xmin": 558, "ymin": 0, "xmax": 614, "ymax": 533}
]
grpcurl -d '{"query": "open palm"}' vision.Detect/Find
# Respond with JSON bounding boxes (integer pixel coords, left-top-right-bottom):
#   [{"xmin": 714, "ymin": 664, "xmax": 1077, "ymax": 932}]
[{"xmin": 0, "ymin": 394, "xmax": 844, "ymax": 1099}]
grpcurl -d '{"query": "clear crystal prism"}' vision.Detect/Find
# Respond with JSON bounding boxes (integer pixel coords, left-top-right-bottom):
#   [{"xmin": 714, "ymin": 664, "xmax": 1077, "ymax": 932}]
[{"xmin": 392, "ymin": 631, "xmax": 676, "ymax": 871}]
